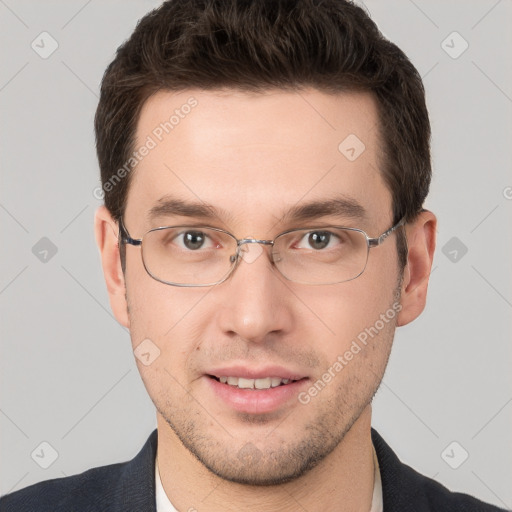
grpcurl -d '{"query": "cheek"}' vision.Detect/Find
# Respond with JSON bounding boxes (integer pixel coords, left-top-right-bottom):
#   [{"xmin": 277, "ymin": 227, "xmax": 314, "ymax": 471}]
[
  {"xmin": 125, "ymin": 281, "xmax": 208, "ymax": 407},
  {"xmin": 294, "ymin": 259, "xmax": 399, "ymax": 357},
  {"xmin": 125, "ymin": 253, "xmax": 192, "ymax": 335},
  {"xmin": 308, "ymin": 281, "xmax": 395, "ymax": 331},
  {"xmin": 124, "ymin": 265, "xmax": 210, "ymax": 373}
]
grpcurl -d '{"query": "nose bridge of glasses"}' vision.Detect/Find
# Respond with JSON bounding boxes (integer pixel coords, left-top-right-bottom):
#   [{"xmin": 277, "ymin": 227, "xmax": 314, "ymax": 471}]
[
  {"xmin": 237, "ymin": 238, "xmax": 275, "ymax": 249},
  {"xmin": 235, "ymin": 238, "xmax": 275, "ymax": 265}
]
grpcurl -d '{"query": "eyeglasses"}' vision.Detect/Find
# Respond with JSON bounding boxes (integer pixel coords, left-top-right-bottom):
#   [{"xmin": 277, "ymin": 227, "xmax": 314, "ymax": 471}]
[{"xmin": 119, "ymin": 217, "xmax": 405, "ymax": 287}]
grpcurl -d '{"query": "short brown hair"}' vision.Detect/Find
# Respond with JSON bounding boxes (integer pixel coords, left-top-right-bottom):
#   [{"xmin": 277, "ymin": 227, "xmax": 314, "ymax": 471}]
[{"xmin": 95, "ymin": 0, "xmax": 431, "ymax": 270}]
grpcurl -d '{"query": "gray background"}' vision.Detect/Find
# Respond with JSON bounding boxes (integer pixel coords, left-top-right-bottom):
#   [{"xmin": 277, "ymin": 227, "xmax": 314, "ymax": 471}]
[{"xmin": 1, "ymin": 0, "xmax": 511, "ymax": 508}]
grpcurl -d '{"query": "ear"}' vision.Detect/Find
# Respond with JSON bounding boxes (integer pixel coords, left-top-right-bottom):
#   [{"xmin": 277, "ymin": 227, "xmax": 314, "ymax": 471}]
[
  {"xmin": 396, "ymin": 210, "xmax": 437, "ymax": 327},
  {"xmin": 94, "ymin": 206, "xmax": 130, "ymax": 328}
]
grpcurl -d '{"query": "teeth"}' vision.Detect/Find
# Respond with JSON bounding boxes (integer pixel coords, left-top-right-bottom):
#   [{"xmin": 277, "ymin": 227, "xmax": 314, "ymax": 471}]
[
  {"xmin": 217, "ymin": 376, "xmax": 295, "ymax": 389},
  {"xmin": 255, "ymin": 377, "xmax": 272, "ymax": 389},
  {"xmin": 238, "ymin": 377, "xmax": 254, "ymax": 389},
  {"xmin": 271, "ymin": 378, "xmax": 282, "ymax": 388}
]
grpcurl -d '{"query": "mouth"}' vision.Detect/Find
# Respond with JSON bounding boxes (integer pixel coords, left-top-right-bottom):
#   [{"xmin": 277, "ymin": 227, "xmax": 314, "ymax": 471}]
[
  {"xmin": 204, "ymin": 370, "xmax": 310, "ymax": 414},
  {"xmin": 207, "ymin": 375, "xmax": 305, "ymax": 390}
]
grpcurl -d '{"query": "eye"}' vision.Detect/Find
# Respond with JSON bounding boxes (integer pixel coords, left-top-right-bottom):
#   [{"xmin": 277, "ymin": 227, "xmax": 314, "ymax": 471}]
[
  {"xmin": 296, "ymin": 230, "xmax": 341, "ymax": 250},
  {"xmin": 175, "ymin": 230, "xmax": 216, "ymax": 250}
]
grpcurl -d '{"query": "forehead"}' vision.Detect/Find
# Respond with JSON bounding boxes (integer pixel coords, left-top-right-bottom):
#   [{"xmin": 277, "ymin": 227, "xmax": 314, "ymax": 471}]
[{"xmin": 126, "ymin": 88, "xmax": 391, "ymax": 232}]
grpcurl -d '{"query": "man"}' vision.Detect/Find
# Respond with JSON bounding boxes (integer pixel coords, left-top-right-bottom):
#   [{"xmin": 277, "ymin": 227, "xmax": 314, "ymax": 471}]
[{"xmin": 1, "ymin": 0, "xmax": 507, "ymax": 511}]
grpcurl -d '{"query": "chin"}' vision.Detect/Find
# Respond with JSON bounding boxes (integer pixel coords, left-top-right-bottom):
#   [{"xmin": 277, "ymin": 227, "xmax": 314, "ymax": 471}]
[{"xmin": 159, "ymin": 402, "xmax": 363, "ymax": 487}]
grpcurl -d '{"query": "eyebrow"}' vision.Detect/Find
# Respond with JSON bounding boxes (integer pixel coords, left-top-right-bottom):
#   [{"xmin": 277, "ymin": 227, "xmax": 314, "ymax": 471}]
[
  {"xmin": 148, "ymin": 196, "xmax": 234, "ymax": 223},
  {"xmin": 283, "ymin": 196, "xmax": 367, "ymax": 224},
  {"xmin": 147, "ymin": 194, "xmax": 367, "ymax": 225}
]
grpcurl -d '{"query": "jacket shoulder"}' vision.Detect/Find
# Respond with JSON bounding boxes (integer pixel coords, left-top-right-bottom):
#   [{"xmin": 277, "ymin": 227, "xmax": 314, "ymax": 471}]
[
  {"xmin": 0, "ymin": 461, "xmax": 127, "ymax": 512},
  {"xmin": 1, "ymin": 429, "xmax": 158, "ymax": 512},
  {"xmin": 401, "ymin": 460, "xmax": 507, "ymax": 511},
  {"xmin": 371, "ymin": 429, "xmax": 508, "ymax": 511}
]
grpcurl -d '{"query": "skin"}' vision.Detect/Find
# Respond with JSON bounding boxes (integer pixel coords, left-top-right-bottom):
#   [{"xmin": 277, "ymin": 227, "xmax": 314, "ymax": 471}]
[{"xmin": 95, "ymin": 88, "xmax": 436, "ymax": 512}]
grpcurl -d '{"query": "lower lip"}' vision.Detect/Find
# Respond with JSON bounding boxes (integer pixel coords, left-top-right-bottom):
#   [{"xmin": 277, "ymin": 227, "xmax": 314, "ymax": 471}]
[{"xmin": 205, "ymin": 376, "xmax": 308, "ymax": 414}]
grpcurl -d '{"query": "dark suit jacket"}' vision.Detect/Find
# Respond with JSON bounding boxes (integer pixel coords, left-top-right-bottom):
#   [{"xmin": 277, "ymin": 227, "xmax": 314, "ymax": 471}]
[{"xmin": 1, "ymin": 429, "xmax": 507, "ymax": 511}]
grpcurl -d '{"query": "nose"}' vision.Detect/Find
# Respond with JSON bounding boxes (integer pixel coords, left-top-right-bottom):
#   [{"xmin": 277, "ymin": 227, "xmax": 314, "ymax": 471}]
[{"xmin": 216, "ymin": 243, "xmax": 293, "ymax": 343}]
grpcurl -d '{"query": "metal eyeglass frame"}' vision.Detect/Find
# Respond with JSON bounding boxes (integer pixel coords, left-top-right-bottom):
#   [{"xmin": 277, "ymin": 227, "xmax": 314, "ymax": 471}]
[{"xmin": 118, "ymin": 216, "xmax": 406, "ymax": 287}]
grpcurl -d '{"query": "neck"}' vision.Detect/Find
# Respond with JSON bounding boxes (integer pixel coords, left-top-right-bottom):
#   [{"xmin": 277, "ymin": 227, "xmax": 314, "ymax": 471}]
[{"xmin": 156, "ymin": 406, "xmax": 375, "ymax": 512}]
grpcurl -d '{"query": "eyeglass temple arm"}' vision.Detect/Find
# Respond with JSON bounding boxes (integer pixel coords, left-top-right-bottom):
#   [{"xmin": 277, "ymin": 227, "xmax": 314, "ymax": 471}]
[
  {"xmin": 367, "ymin": 217, "xmax": 406, "ymax": 248},
  {"xmin": 118, "ymin": 218, "xmax": 142, "ymax": 246}
]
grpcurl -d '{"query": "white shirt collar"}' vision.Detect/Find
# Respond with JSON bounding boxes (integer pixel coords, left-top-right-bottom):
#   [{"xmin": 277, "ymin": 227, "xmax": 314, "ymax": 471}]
[
  {"xmin": 370, "ymin": 441, "xmax": 384, "ymax": 512},
  {"xmin": 155, "ymin": 459, "xmax": 179, "ymax": 512},
  {"xmin": 155, "ymin": 446, "xmax": 383, "ymax": 512}
]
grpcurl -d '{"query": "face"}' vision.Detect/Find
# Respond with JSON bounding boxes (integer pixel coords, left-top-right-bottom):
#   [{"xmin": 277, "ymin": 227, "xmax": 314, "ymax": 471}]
[{"xmin": 112, "ymin": 89, "xmax": 405, "ymax": 484}]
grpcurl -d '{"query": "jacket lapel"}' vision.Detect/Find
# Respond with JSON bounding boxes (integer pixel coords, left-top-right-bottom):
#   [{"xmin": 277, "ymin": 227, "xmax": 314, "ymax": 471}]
[
  {"xmin": 112, "ymin": 429, "xmax": 158, "ymax": 512},
  {"xmin": 372, "ymin": 428, "xmax": 431, "ymax": 511}
]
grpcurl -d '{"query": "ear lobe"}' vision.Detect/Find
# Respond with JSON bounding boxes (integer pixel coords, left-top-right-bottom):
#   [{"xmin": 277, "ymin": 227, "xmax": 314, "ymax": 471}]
[
  {"xmin": 396, "ymin": 210, "xmax": 437, "ymax": 327},
  {"xmin": 94, "ymin": 206, "xmax": 130, "ymax": 327}
]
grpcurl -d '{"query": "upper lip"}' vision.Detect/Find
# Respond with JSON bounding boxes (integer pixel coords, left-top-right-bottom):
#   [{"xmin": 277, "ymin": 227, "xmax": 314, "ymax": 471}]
[{"xmin": 206, "ymin": 365, "xmax": 308, "ymax": 381}]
